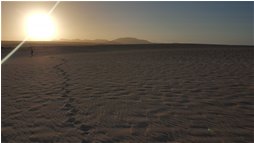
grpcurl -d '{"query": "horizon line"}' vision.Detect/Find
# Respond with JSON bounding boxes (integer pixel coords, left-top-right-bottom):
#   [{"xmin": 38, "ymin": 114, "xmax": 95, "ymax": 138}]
[{"xmin": 1, "ymin": 40, "xmax": 253, "ymax": 47}]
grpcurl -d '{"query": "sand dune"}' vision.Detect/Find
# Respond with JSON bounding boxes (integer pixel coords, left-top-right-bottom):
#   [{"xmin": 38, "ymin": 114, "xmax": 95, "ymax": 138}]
[{"xmin": 2, "ymin": 45, "xmax": 253, "ymax": 143}]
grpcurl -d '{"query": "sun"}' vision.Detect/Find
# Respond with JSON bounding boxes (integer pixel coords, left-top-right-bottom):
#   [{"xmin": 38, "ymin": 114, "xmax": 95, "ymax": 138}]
[{"xmin": 26, "ymin": 13, "xmax": 56, "ymax": 41}]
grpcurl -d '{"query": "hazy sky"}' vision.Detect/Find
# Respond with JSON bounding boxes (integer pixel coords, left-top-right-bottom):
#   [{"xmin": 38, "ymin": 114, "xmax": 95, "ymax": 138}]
[{"xmin": 1, "ymin": 1, "xmax": 253, "ymax": 45}]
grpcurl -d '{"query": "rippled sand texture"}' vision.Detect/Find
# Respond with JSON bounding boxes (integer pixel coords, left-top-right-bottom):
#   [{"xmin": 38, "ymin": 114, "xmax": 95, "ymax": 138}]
[{"xmin": 2, "ymin": 46, "xmax": 254, "ymax": 143}]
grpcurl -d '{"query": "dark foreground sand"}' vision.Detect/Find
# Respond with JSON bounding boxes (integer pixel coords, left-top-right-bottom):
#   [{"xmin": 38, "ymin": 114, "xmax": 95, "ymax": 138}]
[{"xmin": 2, "ymin": 44, "xmax": 254, "ymax": 143}]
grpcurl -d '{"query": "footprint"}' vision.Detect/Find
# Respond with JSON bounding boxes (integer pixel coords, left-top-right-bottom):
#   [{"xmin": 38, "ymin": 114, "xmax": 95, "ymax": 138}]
[
  {"xmin": 79, "ymin": 124, "xmax": 92, "ymax": 134},
  {"xmin": 64, "ymin": 103, "xmax": 72, "ymax": 108},
  {"xmin": 65, "ymin": 90, "xmax": 70, "ymax": 94},
  {"xmin": 74, "ymin": 120, "xmax": 81, "ymax": 125},
  {"xmin": 62, "ymin": 94, "xmax": 68, "ymax": 98},
  {"xmin": 68, "ymin": 98, "xmax": 75, "ymax": 102},
  {"xmin": 81, "ymin": 139, "xmax": 89, "ymax": 143},
  {"xmin": 64, "ymin": 117, "xmax": 77, "ymax": 127},
  {"xmin": 66, "ymin": 108, "xmax": 78, "ymax": 116}
]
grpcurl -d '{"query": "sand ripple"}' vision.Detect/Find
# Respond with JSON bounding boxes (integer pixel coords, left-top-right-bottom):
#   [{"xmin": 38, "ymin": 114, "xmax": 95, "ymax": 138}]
[{"xmin": 2, "ymin": 46, "xmax": 253, "ymax": 143}]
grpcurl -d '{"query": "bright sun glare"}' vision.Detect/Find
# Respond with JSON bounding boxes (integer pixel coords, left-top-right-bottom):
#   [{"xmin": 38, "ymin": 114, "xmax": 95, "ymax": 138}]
[{"xmin": 26, "ymin": 13, "xmax": 56, "ymax": 41}]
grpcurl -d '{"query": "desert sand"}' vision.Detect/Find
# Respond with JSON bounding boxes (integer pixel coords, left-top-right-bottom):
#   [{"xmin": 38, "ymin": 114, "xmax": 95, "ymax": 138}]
[{"xmin": 2, "ymin": 44, "xmax": 254, "ymax": 143}]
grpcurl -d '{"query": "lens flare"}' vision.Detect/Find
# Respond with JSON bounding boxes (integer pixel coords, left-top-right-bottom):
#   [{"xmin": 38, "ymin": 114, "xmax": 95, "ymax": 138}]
[{"xmin": 1, "ymin": 1, "xmax": 60, "ymax": 65}]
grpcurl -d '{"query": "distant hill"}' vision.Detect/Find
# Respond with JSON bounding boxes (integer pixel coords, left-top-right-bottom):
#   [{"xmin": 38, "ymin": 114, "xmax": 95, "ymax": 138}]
[
  {"xmin": 82, "ymin": 39, "xmax": 111, "ymax": 44},
  {"xmin": 59, "ymin": 37, "xmax": 151, "ymax": 44},
  {"xmin": 111, "ymin": 37, "xmax": 151, "ymax": 44},
  {"xmin": 59, "ymin": 38, "xmax": 110, "ymax": 44}
]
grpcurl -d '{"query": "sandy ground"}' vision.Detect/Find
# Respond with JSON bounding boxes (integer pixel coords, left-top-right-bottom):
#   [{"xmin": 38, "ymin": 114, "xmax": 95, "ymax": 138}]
[{"xmin": 2, "ymin": 45, "xmax": 254, "ymax": 143}]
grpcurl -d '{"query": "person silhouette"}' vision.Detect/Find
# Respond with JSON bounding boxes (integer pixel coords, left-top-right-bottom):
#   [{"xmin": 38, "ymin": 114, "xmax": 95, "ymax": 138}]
[{"xmin": 30, "ymin": 47, "xmax": 34, "ymax": 56}]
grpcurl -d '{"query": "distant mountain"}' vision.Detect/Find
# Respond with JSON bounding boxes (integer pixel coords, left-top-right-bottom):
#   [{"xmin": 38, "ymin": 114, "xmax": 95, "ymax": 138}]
[
  {"xmin": 82, "ymin": 39, "xmax": 111, "ymax": 44},
  {"xmin": 60, "ymin": 38, "xmax": 110, "ymax": 44},
  {"xmin": 59, "ymin": 37, "xmax": 151, "ymax": 44},
  {"xmin": 111, "ymin": 37, "xmax": 151, "ymax": 44}
]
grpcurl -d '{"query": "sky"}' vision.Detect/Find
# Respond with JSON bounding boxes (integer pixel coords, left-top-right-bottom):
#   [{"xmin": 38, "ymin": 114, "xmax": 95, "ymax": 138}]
[{"xmin": 1, "ymin": 1, "xmax": 254, "ymax": 45}]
